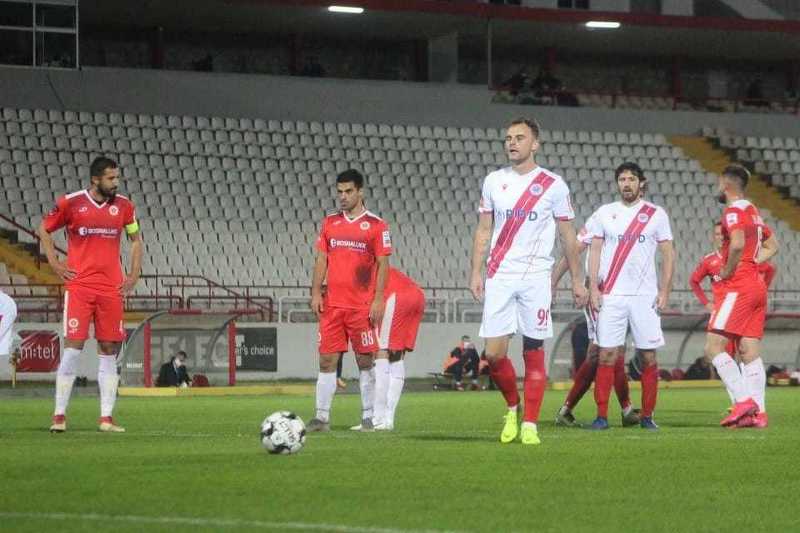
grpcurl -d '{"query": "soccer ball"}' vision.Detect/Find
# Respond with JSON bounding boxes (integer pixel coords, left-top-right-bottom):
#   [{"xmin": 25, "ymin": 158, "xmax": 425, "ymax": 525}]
[{"xmin": 260, "ymin": 411, "xmax": 306, "ymax": 455}]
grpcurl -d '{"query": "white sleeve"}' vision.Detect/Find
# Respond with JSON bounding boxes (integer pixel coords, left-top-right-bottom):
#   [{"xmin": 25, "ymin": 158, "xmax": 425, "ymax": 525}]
[
  {"xmin": 478, "ymin": 175, "xmax": 493, "ymax": 214},
  {"xmin": 552, "ymin": 181, "xmax": 575, "ymax": 221},
  {"xmin": 584, "ymin": 209, "xmax": 605, "ymax": 240},
  {"xmin": 655, "ymin": 209, "xmax": 673, "ymax": 242}
]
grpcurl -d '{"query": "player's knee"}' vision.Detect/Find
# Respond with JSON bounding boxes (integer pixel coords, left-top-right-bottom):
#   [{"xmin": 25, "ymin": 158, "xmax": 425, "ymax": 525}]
[
  {"xmin": 522, "ymin": 336, "xmax": 543, "ymax": 351},
  {"xmin": 355, "ymin": 354, "xmax": 374, "ymax": 370},
  {"xmin": 638, "ymin": 349, "xmax": 657, "ymax": 366},
  {"xmin": 597, "ymin": 348, "xmax": 616, "ymax": 365},
  {"xmin": 319, "ymin": 354, "xmax": 339, "ymax": 373},
  {"xmin": 484, "ymin": 352, "xmax": 505, "ymax": 365},
  {"xmin": 65, "ymin": 339, "xmax": 85, "ymax": 351},
  {"xmin": 97, "ymin": 341, "xmax": 120, "ymax": 355}
]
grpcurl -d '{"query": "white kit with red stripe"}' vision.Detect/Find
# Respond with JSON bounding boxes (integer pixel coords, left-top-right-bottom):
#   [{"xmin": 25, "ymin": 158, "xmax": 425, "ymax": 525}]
[
  {"xmin": 589, "ymin": 199, "xmax": 673, "ymax": 297},
  {"xmin": 588, "ymin": 199, "xmax": 672, "ymax": 350},
  {"xmin": 477, "ymin": 165, "xmax": 574, "ymax": 339},
  {"xmin": 479, "ymin": 166, "xmax": 574, "ymax": 280}
]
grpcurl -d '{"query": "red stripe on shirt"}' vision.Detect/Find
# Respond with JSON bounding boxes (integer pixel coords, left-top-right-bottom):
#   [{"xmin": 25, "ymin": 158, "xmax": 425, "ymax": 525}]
[
  {"xmin": 486, "ymin": 172, "xmax": 555, "ymax": 279},
  {"xmin": 602, "ymin": 204, "xmax": 657, "ymax": 295}
]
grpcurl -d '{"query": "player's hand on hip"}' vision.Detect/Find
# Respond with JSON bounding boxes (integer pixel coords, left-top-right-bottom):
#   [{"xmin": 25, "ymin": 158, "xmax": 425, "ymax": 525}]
[
  {"xmin": 120, "ymin": 274, "xmax": 139, "ymax": 295},
  {"xmin": 705, "ymin": 302, "xmax": 714, "ymax": 314},
  {"xmin": 52, "ymin": 260, "xmax": 76, "ymax": 282},
  {"xmin": 572, "ymin": 284, "xmax": 588, "ymax": 308},
  {"xmin": 369, "ymin": 299, "xmax": 385, "ymax": 326},
  {"xmin": 310, "ymin": 294, "xmax": 323, "ymax": 318},
  {"xmin": 590, "ymin": 287, "xmax": 602, "ymax": 312},
  {"xmin": 470, "ymin": 273, "xmax": 484, "ymax": 302}
]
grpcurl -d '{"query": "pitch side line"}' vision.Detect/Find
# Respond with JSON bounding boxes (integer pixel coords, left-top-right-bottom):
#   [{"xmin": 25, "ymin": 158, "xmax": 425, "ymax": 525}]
[{"xmin": 0, "ymin": 512, "xmax": 467, "ymax": 533}]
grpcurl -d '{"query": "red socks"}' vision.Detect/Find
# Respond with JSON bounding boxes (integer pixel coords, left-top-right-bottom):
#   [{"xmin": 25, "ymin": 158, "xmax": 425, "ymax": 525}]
[
  {"xmin": 523, "ymin": 349, "xmax": 547, "ymax": 423},
  {"xmin": 488, "ymin": 356, "xmax": 519, "ymax": 409},
  {"xmin": 565, "ymin": 356, "xmax": 596, "ymax": 409},
  {"xmin": 641, "ymin": 364, "xmax": 659, "ymax": 417},
  {"xmin": 594, "ymin": 364, "xmax": 614, "ymax": 418},
  {"xmin": 613, "ymin": 354, "xmax": 631, "ymax": 409}
]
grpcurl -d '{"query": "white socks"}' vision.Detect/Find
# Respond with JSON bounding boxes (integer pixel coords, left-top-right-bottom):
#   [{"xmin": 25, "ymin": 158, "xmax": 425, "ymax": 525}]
[
  {"xmin": 373, "ymin": 358, "xmax": 390, "ymax": 426},
  {"xmin": 385, "ymin": 360, "xmax": 405, "ymax": 427},
  {"xmin": 54, "ymin": 347, "xmax": 81, "ymax": 416},
  {"xmin": 315, "ymin": 371, "xmax": 337, "ymax": 423},
  {"xmin": 359, "ymin": 368, "xmax": 375, "ymax": 421},
  {"xmin": 712, "ymin": 352, "xmax": 749, "ymax": 403},
  {"xmin": 98, "ymin": 355, "xmax": 118, "ymax": 418},
  {"xmin": 743, "ymin": 358, "xmax": 766, "ymax": 412}
]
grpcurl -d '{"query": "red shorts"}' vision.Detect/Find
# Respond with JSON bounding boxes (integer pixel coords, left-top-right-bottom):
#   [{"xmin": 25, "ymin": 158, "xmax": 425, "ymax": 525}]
[
  {"xmin": 318, "ymin": 305, "xmax": 377, "ymax": 354},
  {"xmin": 378, "ymin": 287, "xmax": 425, "ymax": 352},
  {"xmin": 63, "ymin": 287, "xmax": 125, "ymax": 342},
  {"xmin": 708, "ymin": 284, "xmax": 767, "ymax": 340}
]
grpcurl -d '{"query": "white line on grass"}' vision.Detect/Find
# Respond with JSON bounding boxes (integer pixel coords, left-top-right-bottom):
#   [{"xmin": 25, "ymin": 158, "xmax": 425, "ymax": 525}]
[{"xmin": 0, "ymin": 511, "xmax": 467, "ymax": 533}]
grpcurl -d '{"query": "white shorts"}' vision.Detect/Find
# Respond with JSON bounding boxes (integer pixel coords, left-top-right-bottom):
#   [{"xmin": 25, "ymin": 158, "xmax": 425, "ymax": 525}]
[
  {"xmin": 479, "ymin": 277, "xmax": 552, "ymax": 339},
  {"xmin": 596, "ymin": 294, "xmax": 664, "ymax": 350},
  {"xmin": 583, "ymin": 304, "xmax": 598, "ymax": 344},
  {"xmin": 0, "ymin": 292, "xmax": 18, "ymax": 355}
]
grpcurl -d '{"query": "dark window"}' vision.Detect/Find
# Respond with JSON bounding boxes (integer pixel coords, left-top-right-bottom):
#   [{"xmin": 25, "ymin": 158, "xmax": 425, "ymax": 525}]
[
  {"xmin": 35, "ymin": 31, "xmax": 75, "ymax": 68},
  {"xmin": 0, "ymin": 1, "xmax": 33, "ymax": 27},
  {"xmin": 36, "ymin": 4, "xmax": 76, "ymax": 28},
  {"xmin": 558, "ymin": 0, "xmax": 590, "ymax": 9},
  {"xmin": 0, "ymin": 29, "xmax": 33, "ymax": 65}
]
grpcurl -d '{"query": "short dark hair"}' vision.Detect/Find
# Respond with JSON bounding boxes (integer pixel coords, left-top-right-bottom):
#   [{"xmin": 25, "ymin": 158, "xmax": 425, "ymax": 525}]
[
  {"xmin": 722, "ymin": 164, "xmax": 749, "ymax": 189},
  {"xmin": 90, "ymin": 156, "xmax": 118, "ymax": 178},
  {"xmin": 713, "ymin": 221, "xmax": 722, "ymax": 228},
  {"xmin": 508, "ymin": 117, "xmax": 541, "ymax": 139},
  {"xmin": 336, "ymin": 169, "xmax": 364, "ymax": 189},
  {"xmin": 615, "ymin": 161, "xmax": 646, "ymax": 182},
  {"xmin": 176, "ymin": 350, "xmax": 187, "ymax": 358}
]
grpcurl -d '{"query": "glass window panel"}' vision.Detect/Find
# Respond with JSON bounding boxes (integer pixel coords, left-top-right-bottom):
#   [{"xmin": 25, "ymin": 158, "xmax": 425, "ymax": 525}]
[
  {"xmin": 36, "ymin": 3, "xmax": 76, "ymax": 29},
  {"xmin": 0, "ymin": 1, "xmax": 33, "ymax": 27},
  {"xmin": 0, "ymin": 29, "xmax": 33, "ymax": 66},
  {"xmin": 35, "ymin": 31, "xmax": 75, "ymax": 68}
]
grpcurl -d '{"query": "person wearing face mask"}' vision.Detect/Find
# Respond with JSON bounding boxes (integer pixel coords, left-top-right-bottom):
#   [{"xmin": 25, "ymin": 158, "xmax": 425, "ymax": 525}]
[
  {"xmin": 156, "ymin": 350, "xmax": 192, "ymax": 388},
  {"xmin": 444, "ymin": 336, "xmax": 482, "ymax": 391}
]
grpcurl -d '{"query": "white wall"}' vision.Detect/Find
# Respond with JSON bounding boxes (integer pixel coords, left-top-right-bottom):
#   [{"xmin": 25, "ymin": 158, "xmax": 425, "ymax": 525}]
[{"xmin": 2, "ymin": 67, "xmax": 800, "ymax": 137}]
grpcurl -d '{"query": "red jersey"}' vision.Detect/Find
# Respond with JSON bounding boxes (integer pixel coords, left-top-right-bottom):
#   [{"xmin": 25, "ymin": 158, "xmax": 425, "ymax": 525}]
[
  {"xmin": 43, "ymin": 190, "xmax": 138, "ymax": 295},
  {"xmin": 316, "ymin": 210, "xmax": 391, "ymax": 310},
  {"xmin": 384, "ymin": 268, "xmax": 420, "ymax": 298},
  {"xmin": 720, "ymin": 199, "xmax": 767, "ymax": 286},
  {"xmin": 689, "ymin": 251, "xmax": 725, "ymax": 306}
]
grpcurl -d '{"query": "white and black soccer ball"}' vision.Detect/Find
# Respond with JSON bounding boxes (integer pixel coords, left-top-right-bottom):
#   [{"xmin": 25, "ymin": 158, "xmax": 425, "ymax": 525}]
[{"xmin": 260, "ymin": 411, "xmax": 306, "ymax": 455}]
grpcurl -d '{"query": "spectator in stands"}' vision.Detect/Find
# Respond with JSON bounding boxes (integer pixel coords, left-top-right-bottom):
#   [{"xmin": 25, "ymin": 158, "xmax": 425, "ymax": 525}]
[
  {"xmin": 193, "ymin": 54, "xmax": 213, "ymax": 72},
  {"xmin": 444, "ymin": 335, "xmax": 481, "ymax": 391},
  {"xmin": 301, "ymin": 56, "xmax": 325, "ymax": 78},
  {"xmin": 684, "ymin": 357, "xmax": 712, "ymax": 380},
  {"xmin": 156, "ymin": 350, "xmax": 192, "ymax": 387},
  {"xmin": 745, "ymin": 78, "xmax": 768, "ymax": 107},
  {"xmin": 532, "ymin": 67, "xmax": 563, "ymax": 95}
]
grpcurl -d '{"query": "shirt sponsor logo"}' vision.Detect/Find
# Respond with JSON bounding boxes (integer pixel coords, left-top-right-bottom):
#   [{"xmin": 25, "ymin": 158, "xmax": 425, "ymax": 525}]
[
  {"xmin": 329, "ymin": 238, "xmax": 367, "ymax": 251},
  {"xmin": 495, "ymin": 208, "xmax": 538, "ymax": 222},
  {"xmin": 109, "ymin": 206, "xmax": 119, "ymax": 216},
  {"xmin": 77, "ymin": 227, "xmax": 120, "ymax": 237},
  {"xmin": 637, "ymin": 213, "xmax": 650, "ymax": 223},
  {"xmin": 79, "ymin": 206, "xmax": 88, "ymax": 213},
  {"xmin": 529, "ymin": 183, "xmax": 544, "ymax": 196},
  {"xmin": 360, "ymin": 221, "xmax": 370, "ymax": 230},
  {"xmin": 616, "ymin": 233, "xmax": 646, "ymax": 243}
]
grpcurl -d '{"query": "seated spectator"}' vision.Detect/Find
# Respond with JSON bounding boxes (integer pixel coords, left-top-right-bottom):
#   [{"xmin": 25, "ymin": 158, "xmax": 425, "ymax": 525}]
[
  {"xmin": 745, "ymin": 78, "xmax": 768, "ymax": 107},
  {"xmin": 444, "ymin": 336, "xmax": 481, "ymax": 391},
  {"xmin": 684, "ymin": 357, "xmax": 712, "ymax": 380},
  {"xmin": 156, "ymin": 350, "xmax": 192, "ymax": 387}
]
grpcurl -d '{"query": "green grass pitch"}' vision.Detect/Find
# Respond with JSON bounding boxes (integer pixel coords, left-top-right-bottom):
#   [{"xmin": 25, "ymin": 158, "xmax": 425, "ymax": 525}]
[{"xmin": 1, "ymin": 387, "xmax": 797, "ymax": 533}]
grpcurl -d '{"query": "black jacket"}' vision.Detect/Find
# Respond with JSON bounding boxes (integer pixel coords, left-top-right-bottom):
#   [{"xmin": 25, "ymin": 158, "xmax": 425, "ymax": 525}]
[{"xmin": 156, "ymin": 360, "xmax": 191, "ymax": 387}]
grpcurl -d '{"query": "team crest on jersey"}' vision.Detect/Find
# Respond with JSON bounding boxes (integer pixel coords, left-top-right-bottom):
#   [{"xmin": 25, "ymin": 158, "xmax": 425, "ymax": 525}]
[
  {"xmin": 529, "ymin": 183, "xmax": 544, "ymax": 196},
  {"xmin": 637, "ymin": 213, "xmax": 650, "ymax": 223},
  {"xmin": 360, "ymin": 221, "xmax": 370, "ymax": 230},
  {"xmin": 109, "ymin": 206, "xmax": 119, "ymax": 216},
  {"xmin": 502, "ymin": 183, "xmax": 508, "ymax": 191}
]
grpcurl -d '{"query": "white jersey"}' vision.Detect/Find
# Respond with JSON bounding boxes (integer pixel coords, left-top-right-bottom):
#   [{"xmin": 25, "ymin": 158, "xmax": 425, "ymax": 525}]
[
  {"xmin": 479, "ymin": 166, "xmax": 574, "ymax": 280},
  {"xmin": 587, "ymin": 200, "xmax": 672, "ymax": 296}
]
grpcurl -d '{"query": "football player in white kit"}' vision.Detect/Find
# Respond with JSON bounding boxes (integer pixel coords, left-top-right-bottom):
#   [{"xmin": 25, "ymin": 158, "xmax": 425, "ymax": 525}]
[
  {"xmin": 470, "ymin": 118, "xmax": 586, "ymax": 446},
  {"xmin": 587, "ymin": 162, "xmax": 674, "ymax": 430}
]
